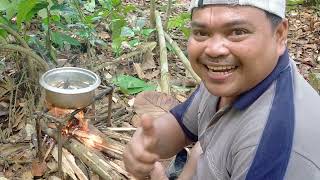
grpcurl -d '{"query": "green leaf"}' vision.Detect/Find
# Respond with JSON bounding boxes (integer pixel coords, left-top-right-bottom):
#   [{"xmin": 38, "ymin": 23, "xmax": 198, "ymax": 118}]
[
  {"xmin": 25, "ymin": 1, "xmax": 49, "ymax": 22},
  {"xmin": 112, "ymin": 75, "xmax": 156, "ymax": 95},
  {"xmin": 141, "ymin": 28, "xmax": 155, "ymax": 38},
  {"xmin": 112, "ymin": 16, "xmax": 127, "ymax": 37},
  {"xmin": 3, "ymin": 0, "xmax": 20, "ymax": 19},
  {"xmin": 121, "ymin": 26, "xmax": 135, "ymax": 37},
  {"xmin": 0, "ymin": 0, "xmax": 10, "ymax": 11},
  {"xmin": 51, "ymin": 31, "xmax": 81, "ymax": 47},
  {"xmin": 128, "ymin": 39, "xmax": 140, "ymax": 47},
  {"xmin": 112, "ymin": 0, "xmax": 121, "ymax": 6},
  {"xmin": 17, "ymin": 0, "xmax": 38, "ymax": 27},
  {"xmin": 0, "ymin": 29, "xmax": 7, "ymax": 38},
  {"xmin": 98, "ymin": 0, "xmax": 113, "ymax": 11},
  {"xmin": 181, "ymin": 27, "xmax": 191, "ymax": 39},
  {"xmin": 166, "ymin": 42, "xmax": 174, "ymax": 52},
  {"xmin": 111, "ymin": 36, "xmax": 123, "ymax": 57},
  {"xmin": 123, "ymin": 4, "xmax": 136, "ymax": 14},
  {"xmin": 287, "ymin": 0, "xmax": 304, "ymax": 5},
  {"xmin": 168, "ymin": 12, "xmax": 190, "ymax": 30},
  {"xmin": 84, "ymin": 0, "xmax": 95, "ymax": 13},
  {"xmin": 136, "ymin": 18, "xmax": 146, "ymax": 29}
]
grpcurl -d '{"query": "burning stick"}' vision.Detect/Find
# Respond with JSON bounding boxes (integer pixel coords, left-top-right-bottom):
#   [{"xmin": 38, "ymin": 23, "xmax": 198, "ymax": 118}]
[
  {"xmin": 43, "ymin": 126, "xmax": 125, "ymax": 179},
  {"xmin": 71, "ymin": 129, "xmax": 123, "ymax": 158}
]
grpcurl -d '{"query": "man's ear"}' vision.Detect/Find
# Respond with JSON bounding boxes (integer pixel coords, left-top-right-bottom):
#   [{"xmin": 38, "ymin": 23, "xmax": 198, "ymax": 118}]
[{"xmin": 275, "ymin": 19, "xmax": 289, "ymax": 55}]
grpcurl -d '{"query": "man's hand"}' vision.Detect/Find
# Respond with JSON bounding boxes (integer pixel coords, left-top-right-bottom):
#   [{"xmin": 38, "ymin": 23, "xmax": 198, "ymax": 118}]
[{"xmin": 123, "ymin": 114, "xmax": 160, "ymax": 179}]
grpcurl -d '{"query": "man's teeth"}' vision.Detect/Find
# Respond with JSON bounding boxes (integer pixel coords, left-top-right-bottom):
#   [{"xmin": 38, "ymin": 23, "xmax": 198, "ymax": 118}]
[{"xmin": 207, "ymin": 65, "xmax": 237, "ymax": 72}]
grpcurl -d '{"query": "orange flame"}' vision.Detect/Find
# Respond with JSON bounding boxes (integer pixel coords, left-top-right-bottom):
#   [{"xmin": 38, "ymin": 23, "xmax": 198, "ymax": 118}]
[
  {"xmin": 75, "ymin": 111, "xmax": 89, "ymax": 131},
  {"xmin": 48, "ymin": 106, "xmax": 73, "ymax": 119}
]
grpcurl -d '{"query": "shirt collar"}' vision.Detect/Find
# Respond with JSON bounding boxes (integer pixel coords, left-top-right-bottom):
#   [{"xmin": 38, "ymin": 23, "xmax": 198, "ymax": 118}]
[{"xmin": 233, "ymin": 49, "xmax": 291, "ymax": 110}]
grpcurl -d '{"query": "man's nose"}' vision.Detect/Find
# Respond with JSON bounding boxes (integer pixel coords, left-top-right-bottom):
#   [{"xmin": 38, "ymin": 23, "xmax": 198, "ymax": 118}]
[{"xmin": 204, "ymin": 35, "xmax": 229, "ymax": 58}]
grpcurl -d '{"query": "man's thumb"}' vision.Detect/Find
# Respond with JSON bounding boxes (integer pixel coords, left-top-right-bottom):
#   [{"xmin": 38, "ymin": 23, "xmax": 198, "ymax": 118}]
[{"xmin": 141, "ymin": 114, "xmax": 155, "ymax": 137}]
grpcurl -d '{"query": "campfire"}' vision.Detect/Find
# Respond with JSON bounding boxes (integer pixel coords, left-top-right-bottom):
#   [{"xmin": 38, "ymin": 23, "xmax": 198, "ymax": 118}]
[{"xmin": 35, "ymin": 67, "xmax": 129, "ymax": 179}]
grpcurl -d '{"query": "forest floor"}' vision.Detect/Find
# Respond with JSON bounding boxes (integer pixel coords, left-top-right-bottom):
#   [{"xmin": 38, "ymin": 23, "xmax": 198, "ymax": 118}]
[{"xmin": 0, "ymin": 2, "xmax": 319, "ymax": 179}]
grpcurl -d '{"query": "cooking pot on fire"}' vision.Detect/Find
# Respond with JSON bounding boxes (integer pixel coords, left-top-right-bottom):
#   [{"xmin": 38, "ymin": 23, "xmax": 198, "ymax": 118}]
[{"xmin": 39, "ymin": 67, "xmax": 101, "ymax": 109}]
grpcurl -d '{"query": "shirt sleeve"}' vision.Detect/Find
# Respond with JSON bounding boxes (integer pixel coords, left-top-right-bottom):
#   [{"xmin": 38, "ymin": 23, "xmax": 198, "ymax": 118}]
[{"xmin": 169, "ymin": 83, "xmax": 205, "ymax": 142}]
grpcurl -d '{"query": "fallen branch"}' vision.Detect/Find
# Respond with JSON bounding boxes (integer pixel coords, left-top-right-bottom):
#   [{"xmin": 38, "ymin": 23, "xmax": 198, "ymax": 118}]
[
  {"xmin": 0, "ymin": 24, "xmax": 48, "ymax": 78},
  {"xmin": 155, "ymin": 11, "xmax": 170, "ymax": 94},
  {"xmin": 1, "ymin": 44, "xmax": 49, "ymax": 71},
  {"xmin": 164, "ymin": 32, "xmax": 201, "ymax": 83},
  {"xmin": 0, "ymin": 24, "xmax": 29, "ymax": 48}
]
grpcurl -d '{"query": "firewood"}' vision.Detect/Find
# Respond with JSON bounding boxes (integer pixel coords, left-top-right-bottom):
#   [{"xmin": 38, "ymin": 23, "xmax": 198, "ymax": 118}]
[
  {"xmin": 42, "ymin": 123, "xmax": 126, "ymax": 179},
  {"xmin": 102, "ymin": 129, "xmax": 131, "ymax": 143}
]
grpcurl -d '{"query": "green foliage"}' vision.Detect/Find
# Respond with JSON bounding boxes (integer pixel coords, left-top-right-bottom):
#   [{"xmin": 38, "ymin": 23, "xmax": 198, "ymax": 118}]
[
  {"xmin": 287, "ymin": 0, "xmax": 304, "ymax": 5},
  {"xmin": 287, "ymin": 0, "xmax": 320, "ymax": 7},
  {"xmin": 118, "ymin": 17, "xmax": 155, "ymax": 52},
  {"xmin": 305, "ymin": 0, "xmax": 320, "ymax": 6},
  {"xmin": 168, "ymin": 12, "xmax": 191, "ymax": 39},
  {"xmin": 0, "ymin": 0, "xmax": 152, "ymax": 60},
  {"xmin": 51, "ymin": 31, "xmax": 80, "ymax": 47},
  {"xmin": 112, "ymin": 75, "xmax": 156, "ymax": 95},
  {"xmin": 17, "ymin": 0, "xmax": 48, "ymax": 28}
]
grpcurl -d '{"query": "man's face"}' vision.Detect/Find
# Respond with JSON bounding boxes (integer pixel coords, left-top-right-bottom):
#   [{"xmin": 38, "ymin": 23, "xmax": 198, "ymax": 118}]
[{"xmin": 188, "ymin": 5, "xmax": 287, "ymax": 101}]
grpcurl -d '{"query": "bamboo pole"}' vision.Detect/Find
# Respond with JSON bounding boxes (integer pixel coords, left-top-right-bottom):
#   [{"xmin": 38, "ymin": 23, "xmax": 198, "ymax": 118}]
[
  {"xmin": 164, "ymin": 32, "xmax": 201, "ymax": 83},
  {"xmin": 164, "ymin": 0, "xmax": 172, "ymax": 30},
  {"xmin": 150, "ymin": 0, "xmax": 156, "ymax": 27},
  {"xmin": 155, "ymin": 11, "xmax": 170, "ymax": 94}
]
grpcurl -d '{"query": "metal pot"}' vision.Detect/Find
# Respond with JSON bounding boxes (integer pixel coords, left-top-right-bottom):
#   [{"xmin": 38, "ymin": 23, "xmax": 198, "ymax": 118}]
[{"xmin": 39, "ymin": 67, "xmax": 101, "ymax": 109}]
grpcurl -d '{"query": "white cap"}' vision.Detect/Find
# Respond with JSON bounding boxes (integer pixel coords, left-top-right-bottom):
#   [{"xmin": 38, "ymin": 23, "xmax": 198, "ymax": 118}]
[{"xmin": 190, "ymin": 0, "xmax": 286, "ymax": 18}]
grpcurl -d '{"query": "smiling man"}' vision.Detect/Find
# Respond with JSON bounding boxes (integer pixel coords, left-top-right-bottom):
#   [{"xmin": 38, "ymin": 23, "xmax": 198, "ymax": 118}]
[{"xmin": 123, "ymin": 1, "xmax": 320, "ymax": 179}]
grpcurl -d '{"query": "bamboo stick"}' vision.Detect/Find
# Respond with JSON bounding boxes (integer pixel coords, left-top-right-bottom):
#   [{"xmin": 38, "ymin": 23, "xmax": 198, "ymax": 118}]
[
  {"xmin": 155, "ymin": 11, "xmax": 170, "ymax": 94},
  {"xmin": 164, "ymin": 32, "xmax": 201, "ymax": 83},
  {"xmin": 164, "ymin": 0, "xmax": 172, "ymax": 30}
]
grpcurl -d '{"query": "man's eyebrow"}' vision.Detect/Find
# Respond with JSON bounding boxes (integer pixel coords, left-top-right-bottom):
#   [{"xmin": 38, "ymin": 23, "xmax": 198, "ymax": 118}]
[
  {"xmin": 223, "ymin": 19, "xmax": 253, "ymax": 27},
  {"xmin": 190, "ymin": 19, "xmax": 253, "ymax": 28},
  {"xmin": 190, "ymin": 21, "xmax": 206, "ymax": 28}
]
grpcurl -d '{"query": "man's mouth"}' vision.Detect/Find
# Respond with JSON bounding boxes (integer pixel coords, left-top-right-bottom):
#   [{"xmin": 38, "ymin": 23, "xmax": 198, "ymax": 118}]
[{"xmin": 206, "ymin": 65, "xmax": 238, "ymax": 74}]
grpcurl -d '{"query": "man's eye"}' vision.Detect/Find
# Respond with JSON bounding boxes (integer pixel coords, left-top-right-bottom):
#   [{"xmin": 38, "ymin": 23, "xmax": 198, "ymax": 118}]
[
  {"xmin": 192, "ymin": 30, "xmax": 209, "ymax": 41},
  {"xmin": 193, "ymin": 30, "xmax": 208, "ymax": 37},
  {"xmin": 230, "ymin": 29, "xmax": 248, "ymax": 36}
]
